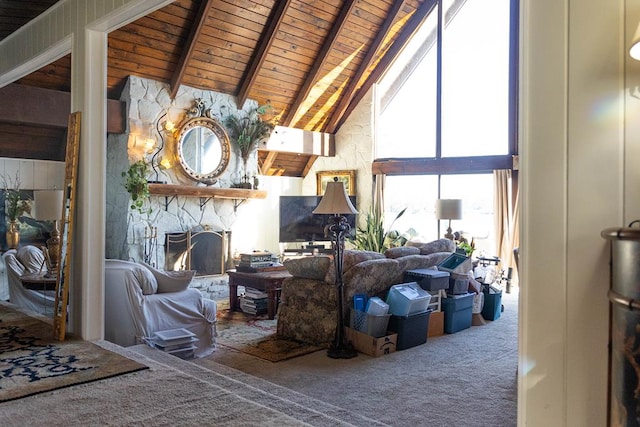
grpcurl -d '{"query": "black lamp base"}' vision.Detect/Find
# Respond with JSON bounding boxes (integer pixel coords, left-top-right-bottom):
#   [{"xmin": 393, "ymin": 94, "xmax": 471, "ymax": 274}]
[{"xmin": 327, "ymin": 342, "xmax": 358, "ymax": 359}]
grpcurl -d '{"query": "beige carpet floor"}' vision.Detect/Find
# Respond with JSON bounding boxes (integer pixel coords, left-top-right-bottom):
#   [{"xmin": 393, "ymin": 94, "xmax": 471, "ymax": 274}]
[
  {"xmin": 198, "ymin": 289, "xmax": 520, "ymax": 426},
  {"xmin": 2, "ymin": 340, "xmax": 383, "ymax": 426},
  {"xmin": 1, "ymin": 291, "xmax": 518, "ymax": 426}
]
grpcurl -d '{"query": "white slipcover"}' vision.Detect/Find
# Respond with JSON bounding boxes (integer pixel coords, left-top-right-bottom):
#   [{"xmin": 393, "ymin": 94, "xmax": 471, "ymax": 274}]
[
  {"xmin": 2, "ymin": 246, "xmax": 55, "ymax": 315},
  {"xmin": 105, "ymin": 259, "xmax": 216, "ymax": 358}
]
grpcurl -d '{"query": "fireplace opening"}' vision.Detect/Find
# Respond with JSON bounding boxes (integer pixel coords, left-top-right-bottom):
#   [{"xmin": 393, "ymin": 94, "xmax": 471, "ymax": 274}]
[{"xmin": 165, "ymin": 229, "xmax": 231, "ymax": 276}]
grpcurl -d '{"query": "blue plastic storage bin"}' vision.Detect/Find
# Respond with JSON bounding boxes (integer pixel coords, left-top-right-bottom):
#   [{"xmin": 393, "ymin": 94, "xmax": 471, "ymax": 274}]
[
  {"xmin": 441, "ymin": 292, "xmax": 474, "ymax": 333},
  {"xmin": 482, "ymin": 290, "xmax": 502, "ymax": 321}
]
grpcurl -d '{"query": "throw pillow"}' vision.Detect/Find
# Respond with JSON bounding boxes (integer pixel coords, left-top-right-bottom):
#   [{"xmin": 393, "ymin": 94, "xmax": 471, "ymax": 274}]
[
  {"xmin": 384, "ymin": 246, "xmax": 420, "ymax": 259},
  {"xmin": 416, "ymin": 238, "xmax": 456, "ymax": 255},
  {"xmin": 130, "ymin": 264, "xmax": 158, "ymax": 295},
  {"xmin": 283, "ymin": 256, "xmax": 331, "ymax": 280},
  {"xmin": 142, "ymin": 262, "xmax": 195, "ymax": 293}
]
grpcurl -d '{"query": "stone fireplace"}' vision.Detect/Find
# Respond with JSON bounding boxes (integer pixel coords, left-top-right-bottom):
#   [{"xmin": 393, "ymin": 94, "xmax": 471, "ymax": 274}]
[{"xmin": 105, "ymin": 76, "xmax": 266, "ymax": 300}]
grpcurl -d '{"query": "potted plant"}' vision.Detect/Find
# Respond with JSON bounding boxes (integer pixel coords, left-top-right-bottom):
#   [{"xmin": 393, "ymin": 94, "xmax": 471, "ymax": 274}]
[
  {"xmin": 225, "ymin": 103, "xmax": 275, "ymax": 188},
  {"xmin": 1, "ymin": 173, "xmax": 30, "ymax": 249},
  {"xmin": 349, "ymin": 207, "xmax": 412, "ymax": 253},
  {"xmin": 122, "ymin": 159, "xmax": 151, "ymax": 215}
]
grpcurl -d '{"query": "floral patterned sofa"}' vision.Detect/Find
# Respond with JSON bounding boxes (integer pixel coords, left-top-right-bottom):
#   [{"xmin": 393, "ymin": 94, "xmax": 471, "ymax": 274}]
[{"xmin": 276, "ymin": 238, "xmax": 456, "ymax": 345}]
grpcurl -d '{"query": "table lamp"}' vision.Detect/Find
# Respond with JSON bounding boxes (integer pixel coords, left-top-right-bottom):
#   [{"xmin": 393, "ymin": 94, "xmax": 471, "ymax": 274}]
[
  {"xmin": 435, "ymin": 199, "xmax": 462, "ymax": 240},
  {"xmin": 313, "ymin": 178, "xmax": 359, "ymax": 359},
  {"xmin": 33, "ymin": 190, "xmax": 64, "ymax": 277}
]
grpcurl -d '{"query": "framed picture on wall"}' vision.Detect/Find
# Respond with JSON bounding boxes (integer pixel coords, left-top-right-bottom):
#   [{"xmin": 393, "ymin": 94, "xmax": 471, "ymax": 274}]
[{"xmin": 316, "ymin": 170, "xmax": 356, "ymax": 196}]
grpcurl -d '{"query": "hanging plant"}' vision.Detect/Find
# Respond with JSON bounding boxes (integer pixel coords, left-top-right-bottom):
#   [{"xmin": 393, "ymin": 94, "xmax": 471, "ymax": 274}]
[{"xmin": 122, "ymin": 159, "xmax": 151, "ymax": 215}]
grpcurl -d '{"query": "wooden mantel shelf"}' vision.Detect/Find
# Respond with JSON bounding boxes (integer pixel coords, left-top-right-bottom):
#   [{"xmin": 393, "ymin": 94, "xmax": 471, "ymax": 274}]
[
  {"xmin": 148, "ymin": 183, "xmax": 267, "ymax": 211},
  {"xmin": 149, "ymin": 183, "xmax": 267, "ymax": 199}
]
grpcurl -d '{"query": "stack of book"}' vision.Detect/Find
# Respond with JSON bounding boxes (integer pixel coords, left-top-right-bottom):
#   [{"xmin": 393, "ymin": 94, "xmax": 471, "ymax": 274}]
[
  {"xmin": 240, "ymin": 287, "xmax": 268, "ymax": 315},
  {"xmin": 237, "ymin": 251, "xmax": 278, "ymax": 271},
  {"xmin": 150, "ymin": 328, "xmax": 198, "ymax": 359}
]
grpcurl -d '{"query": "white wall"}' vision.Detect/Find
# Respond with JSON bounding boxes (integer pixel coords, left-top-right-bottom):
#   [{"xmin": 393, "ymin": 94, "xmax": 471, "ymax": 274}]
[
  {"xmin": 519, "ymin": 0, "xmax": 627, "ymax": 424},
  {"xmin": 0, "ymin": 158, "xmax": 64, "ymax": 190}
]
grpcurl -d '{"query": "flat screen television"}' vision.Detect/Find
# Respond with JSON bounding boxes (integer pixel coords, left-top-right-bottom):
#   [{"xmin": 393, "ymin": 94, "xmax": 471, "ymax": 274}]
[{"xmin": 279, "ymin": 195, "xmax": 357, "ymax": 243}]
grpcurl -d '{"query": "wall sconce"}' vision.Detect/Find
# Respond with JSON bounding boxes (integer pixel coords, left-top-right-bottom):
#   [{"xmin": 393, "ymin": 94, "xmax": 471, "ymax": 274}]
[
  {"xmin": 150, "ymin": 112, "xmax": 171, "ymax": 184},
  {"xmin": 631, "ymin": 22, "xmax": 640, "ymax": 60},
  {"xmin": 159, "ymin": 158, "xmax": 172, "ymax": 170},
  {"xmin": 436, "ymin": 199, "xmax": 462, "ymax": 240}
]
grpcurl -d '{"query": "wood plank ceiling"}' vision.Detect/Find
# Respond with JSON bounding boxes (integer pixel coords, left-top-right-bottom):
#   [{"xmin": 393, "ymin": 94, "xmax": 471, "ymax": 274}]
[{"xmin": 1, "ymin": 0, "xmax": 435, "ymax": 176}]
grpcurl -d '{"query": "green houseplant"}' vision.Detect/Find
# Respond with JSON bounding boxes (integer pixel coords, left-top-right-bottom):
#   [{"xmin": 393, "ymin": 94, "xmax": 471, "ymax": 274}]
[
  {"xmin": 1, "ymin": 172, "xmax": 30, "ymax": 222},
  {"xmin": 1, "ymin": 172, "xmax": 30, "ymax": 249},
  {"xmin": 349, "ymin": 207, "xmax": 411, "ymax": 253},
  {"xmin": 122, "ymin": 159, "xmax": 151, "ymax": 215},
  {"xmin": 225, "ymin": 104, "xmax": 275, "ymax": 186}
]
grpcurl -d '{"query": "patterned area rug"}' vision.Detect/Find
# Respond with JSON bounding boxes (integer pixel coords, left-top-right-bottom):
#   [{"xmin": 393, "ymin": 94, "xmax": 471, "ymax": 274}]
[
  {"xmin": 0, "ymin": 302, "xmax": 148, "ymax": 402},
  {"xmin": 215, "ymin": 301, "xmax": 323, "ymax": 362}
]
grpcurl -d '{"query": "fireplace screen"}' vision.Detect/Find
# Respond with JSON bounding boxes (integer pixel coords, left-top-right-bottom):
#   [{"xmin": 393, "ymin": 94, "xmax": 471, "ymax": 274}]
[{"xmin": 165, "ymin": 229, "xmax": 230, "ymax": 276}]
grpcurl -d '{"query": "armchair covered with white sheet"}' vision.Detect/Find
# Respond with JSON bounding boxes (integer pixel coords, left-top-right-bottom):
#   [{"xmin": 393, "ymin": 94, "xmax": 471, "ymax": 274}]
[
  {"xmin": 3, "ymin": 245, "xmax": 55, "ymax": 315},
  {"xmin": 105, "ymin": 259, "xmax": 217, "ymax": 358}
]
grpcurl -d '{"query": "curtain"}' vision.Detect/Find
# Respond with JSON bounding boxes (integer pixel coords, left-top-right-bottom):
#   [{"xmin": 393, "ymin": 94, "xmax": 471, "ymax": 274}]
[
  {"xmin": 373, "ymin": 174, "xmax": 385, "ymax": 218},
  {"xmin": 493, "ymin": 170, "xmax": 518, "ymax": 275}
]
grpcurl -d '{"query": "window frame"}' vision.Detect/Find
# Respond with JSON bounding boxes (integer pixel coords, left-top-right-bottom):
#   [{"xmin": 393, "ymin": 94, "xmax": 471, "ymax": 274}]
[{"xmin": 373, "ymin": 0, "xmax": 519, "ymax": 176}]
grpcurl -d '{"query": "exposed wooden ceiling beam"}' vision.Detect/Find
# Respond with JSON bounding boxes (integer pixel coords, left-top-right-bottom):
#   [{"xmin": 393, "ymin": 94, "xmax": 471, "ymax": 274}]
[
  {"xmin": 260, "ymin": 150, "xmax": 278, "ymax": 175},
  {"xmin": 301, "ymin": 155, "xmax": 318, "ymax": 178},
  {"xmin": 372, "ymin": 155, "xmax": 514, "ymax": 175},
  {"xmin": 169, "ymin": 0, "xmax": 216, "ymax": 99},
  {"xmin": 281, "ymin": 0, "xmax": 357, "ymax": 128},
  {"xmin": 332, "ymin": 0, "xmax": 437, "ymax": 133},
  {"xmin": 236, "ymin": 0, "xmax": 292, "ymax": 109},
  {"xmin": 0, "ymin": 83, "xmax": 125, "ymax": 133}
]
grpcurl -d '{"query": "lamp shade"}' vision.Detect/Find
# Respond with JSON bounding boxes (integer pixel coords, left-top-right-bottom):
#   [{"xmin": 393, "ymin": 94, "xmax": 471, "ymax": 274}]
[
  {"xmin": 313, "ymin": 181, "xmax": 358, "ymax": 215},
  {"xmin": 435, "ymin": 199, "xmax": 462, "ymax": 220},
  {"xmin": 631, "ymin": 22, "xmax": 640, "ymax": 60},
  {"xmin": 33, "ymin": 190, "xmax": 64, "ymax": 221}
]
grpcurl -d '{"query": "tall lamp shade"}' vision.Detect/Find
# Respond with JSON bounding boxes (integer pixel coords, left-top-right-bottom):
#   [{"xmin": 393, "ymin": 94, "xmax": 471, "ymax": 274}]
[
  {"xmin": 435, "ymin": 199, "xmax": 462, "ymax": 240},
  {"xmin": 313, "ymin": 179, "xmax": 358, "ymax": 359},
  {"xmin": 313, "ymin": 181, "xmax": 358, "ymax": 215},
  {"xmin": 33, "ymin": 190, "xmax": 64, "ymax": 277}
]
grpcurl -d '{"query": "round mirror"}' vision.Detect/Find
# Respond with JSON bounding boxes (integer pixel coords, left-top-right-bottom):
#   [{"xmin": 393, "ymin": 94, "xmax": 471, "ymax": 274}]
[{"xmin": 176, "ymin": 117, "xmax": 231, "ymax": 184}]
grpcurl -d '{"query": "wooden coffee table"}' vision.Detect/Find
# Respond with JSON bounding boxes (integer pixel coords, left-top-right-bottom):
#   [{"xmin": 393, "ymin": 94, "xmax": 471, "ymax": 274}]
[{"xmin": 227, "ymin": 269, "xmax": 292, "ymax": 319}]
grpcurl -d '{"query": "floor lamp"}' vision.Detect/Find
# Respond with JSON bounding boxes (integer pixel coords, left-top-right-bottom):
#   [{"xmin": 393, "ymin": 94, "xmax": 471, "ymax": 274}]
[
  {"xmin": 436, "ymin": 199, "xmax": 462, "ymax": 240},
  {"xmin": 313, "ymin": 178, "xmax": 358, "ymax": 359},
  {"xmin": 33, "ymin": 190, "xmax": 64, "ymax": 277}
]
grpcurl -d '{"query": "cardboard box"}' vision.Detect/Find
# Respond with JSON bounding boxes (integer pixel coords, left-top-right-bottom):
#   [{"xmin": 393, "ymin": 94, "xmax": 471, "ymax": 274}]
[
  {"xmin": 428, "ymin": 310, "xmax": 444, "ymax": 337},
  {"xmin": 345, "ymin": 327, "xmax": 397, "ymax": 357}
]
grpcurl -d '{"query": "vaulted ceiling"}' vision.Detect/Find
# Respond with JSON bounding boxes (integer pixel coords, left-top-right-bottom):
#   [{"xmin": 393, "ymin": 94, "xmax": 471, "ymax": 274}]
[{"xmin": 0, "ymin": 0, "xmax": 435, "ymax": 176}]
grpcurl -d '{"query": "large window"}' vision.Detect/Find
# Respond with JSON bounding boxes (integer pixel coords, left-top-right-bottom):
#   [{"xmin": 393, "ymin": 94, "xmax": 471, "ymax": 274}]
[
  {"xmin": 374, "ymin": 0, "xmax": 516, "ymax": 257},
  {"xmin": 376, "ymin": 0, "xmax": 512, "ymax": 159}
]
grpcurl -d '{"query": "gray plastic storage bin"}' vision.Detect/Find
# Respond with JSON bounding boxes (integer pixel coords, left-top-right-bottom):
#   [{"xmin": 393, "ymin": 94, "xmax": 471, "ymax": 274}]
[
  {"xmin": 404, "ymin": 268, "xmax": 450, "ymax": 291},
  {"xmin": 388, "ymin": 309, "xmax": 431, "ymax": 350}
]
